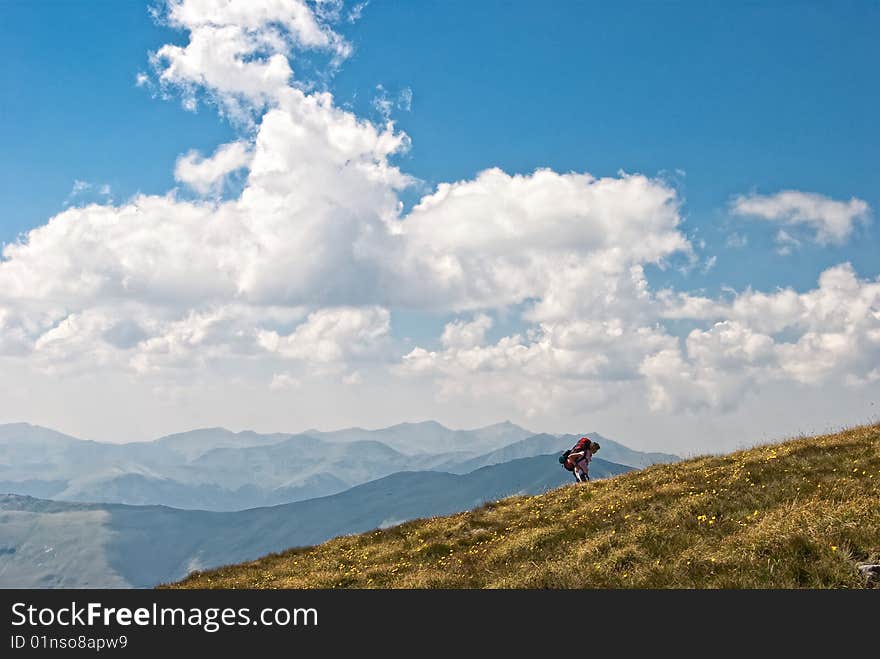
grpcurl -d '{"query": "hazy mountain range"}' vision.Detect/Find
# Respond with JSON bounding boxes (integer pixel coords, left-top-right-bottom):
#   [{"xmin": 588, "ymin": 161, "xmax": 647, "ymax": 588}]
[
  {"xmin": 0, "ymin": 420, "xmax": 677, "ymax": 588},
  {"xmin": 0, "ymin": 422, "xmax": 677, "ymax": 511}
]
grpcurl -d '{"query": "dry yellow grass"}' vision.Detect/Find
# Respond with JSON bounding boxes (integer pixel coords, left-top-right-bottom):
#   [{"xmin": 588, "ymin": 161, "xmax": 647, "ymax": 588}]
[{"xmin": 166, "ymin": 423, "xmax": 880, "ymax": 589}]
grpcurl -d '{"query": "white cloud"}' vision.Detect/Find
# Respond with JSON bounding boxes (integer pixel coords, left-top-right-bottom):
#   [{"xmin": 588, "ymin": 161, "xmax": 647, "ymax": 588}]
[
  {"xmin": 175, "ymin": 140, "xmax": 253, "ymax": 194},
  {"xmin": 398, "ymin": 261, "xmax": 880, "ymax": 418},
  {"xmin": 165, "ymin": 0, "xmax": 350, "ymax": 58},
  {"xmin": 71, "ymin": 180, "xmax": 91, "ymax": 195},
  {"xmin": 732, "ymin": 190, "xmax": 870, "ymax": 245},
  {"xmin": 1, "ymin": 197, "xmax": 240, "ymax": 307},
  {"xmin": 150, "ymin": 0, "xmax": 351, "ymax": 120},
  {"xmin": 4, "ymin": 2, "xmax": 692, "ymax": 390},
  {"xmin": 402, "ymin": 318, "xmax": 677, "ymax": 415},
  {"xmin": 396, "ymin": 167, "xmax": 689, "ymax": 319},
  {"xmin": 372, "ymin": 85, "xmax": 393, "ymax": 119},
  {"xmin": 775, "ymin": 229, "xmax": 802, "ymax": 255},
  {"xmin": 398, "ymin": 87, "xmax": 413, "ymax": 112},
  {"xmin": 127, "ymin": 304, "xmax": 292, "ymax": 374},
  {"xmin": 372, "ymin": 85, "xmax": 412, "ymax": 120},
  {"xmin": 2, "ymin": 0, "xmax": 878, "ymax": 450},
  {"xmin": 441, "ymin": 314, "xmax": 492, "ymax": 349},
  {"xmin": 258, "ymin": 306, "xmax": 390, "ymax": 365},
  {"xmin": 0, "ymin": 5, "xmax": 412, "ymax": 375},
  {"xmin": 637, "ymin": 263, "xmax": 880, "ymax": 412},
  {"xmin": 347, "ymin": 2, "xmax": 368, "ymax": 23},
  {"xmin": 639, "ymin": 347, "xmax": 741, "ymax": 413}
]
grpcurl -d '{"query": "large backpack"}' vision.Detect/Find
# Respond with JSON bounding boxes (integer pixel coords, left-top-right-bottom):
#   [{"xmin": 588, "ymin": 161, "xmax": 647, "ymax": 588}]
[
  {"xmin": 558, "ymin": 449, "xmax": 574, "ymax": 470},
  {"xmin": 571, "ymin": 437, "xmax": 591, "ymax": 453},
  {"xmin": 560, "ymin": 437, "xmax": 591, "ymax": 470}
]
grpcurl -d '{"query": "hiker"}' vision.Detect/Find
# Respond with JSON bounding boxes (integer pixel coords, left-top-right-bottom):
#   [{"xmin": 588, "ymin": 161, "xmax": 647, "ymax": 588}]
[{"xmin": 561, "ymin": 437, "xmax": 600, "ymax": 483}]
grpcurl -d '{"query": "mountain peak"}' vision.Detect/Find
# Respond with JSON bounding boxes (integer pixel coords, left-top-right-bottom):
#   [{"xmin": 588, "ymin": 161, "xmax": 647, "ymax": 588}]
[
  {"xmin": 488, "ymin": 420, "xmax": 519, "ymax": 429},
  {"xmin": 471, "ymin": 420, "xmax": 528, "ymax": 431},
  {"xmin": 391, "ymin": 420, "xmax": 449, "ymax": 430}
]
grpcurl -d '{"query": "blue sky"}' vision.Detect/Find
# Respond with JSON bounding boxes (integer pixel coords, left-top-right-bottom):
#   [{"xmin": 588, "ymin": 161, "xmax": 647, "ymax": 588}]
[{"xmin": 0, "ymin": 1, "xmax": 877, "ymax": 450}]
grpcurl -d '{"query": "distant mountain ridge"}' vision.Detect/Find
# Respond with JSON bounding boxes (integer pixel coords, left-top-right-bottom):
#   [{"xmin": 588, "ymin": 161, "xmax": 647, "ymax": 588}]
[
  {"xmin": 0, "ymin": 422, "xmax": 677, "ymax": 511},
  {"xmin": 304, "ymin": 419, "xmax": 536, "ymax": 454}
]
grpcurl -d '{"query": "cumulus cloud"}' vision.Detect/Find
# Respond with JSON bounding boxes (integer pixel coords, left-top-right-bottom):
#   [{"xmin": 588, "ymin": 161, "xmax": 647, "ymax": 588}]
[
  {"xmin": 399, "ymin": 260, "xmax": 880, "ymax": 416},
  {"xmin": 637, "ymin": 263, "xmax": 880, "ymax": 412},
  {"xmin": 150, "ymin": 0, "xmax": 352, "ymax": 119},
  {"xmin": 395, "ymin": 167, "xmax": 689, "ymax": 319},
  {"xmin": 402, "ymin": 318, "xmax": 678, "ymax": 416},
  {"xmin": 0, "ymin": 0, "xmax": 412, "ymax": 377},
  {"xmin": 732, "ymin": 190, "xmax": 870, "ymax": 245},
  {"xmin": 1, "ymin": 0, "xmax": 877, "ymax": 441},
  {"xmin": 175, "ymin": 140, "xmax": 253, "ymax": 194},
  {"xmin": 258, "ymin": 306, "xmax": 391, "ymax": 365},
  {"xmin": 441, "ymin": 314, "xmax": 492, "ymax": 349}
]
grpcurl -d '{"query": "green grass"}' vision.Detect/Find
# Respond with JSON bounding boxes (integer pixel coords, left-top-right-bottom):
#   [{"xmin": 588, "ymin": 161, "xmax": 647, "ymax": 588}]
[{"xmin": 165, "ymin": 423, "xmax": 880, "ymax": 589}]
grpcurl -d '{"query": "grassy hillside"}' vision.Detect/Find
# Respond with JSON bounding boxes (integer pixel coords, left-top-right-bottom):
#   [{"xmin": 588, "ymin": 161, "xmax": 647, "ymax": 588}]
[
  {"xmin": 168, "ymin": 424, "xmax": 880, "ymax": 589},
  {"xmin": 0, "ymin": 455, "xmax": 630, "ymax": 587}
]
